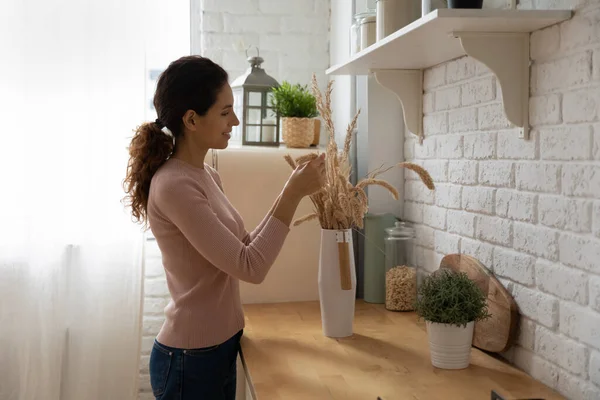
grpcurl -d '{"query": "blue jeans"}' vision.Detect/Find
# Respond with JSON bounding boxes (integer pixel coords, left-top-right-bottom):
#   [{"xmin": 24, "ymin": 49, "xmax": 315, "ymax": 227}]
[{"xmin": 149, "ymin": 330, "xmax": 242, "ymax": 400}]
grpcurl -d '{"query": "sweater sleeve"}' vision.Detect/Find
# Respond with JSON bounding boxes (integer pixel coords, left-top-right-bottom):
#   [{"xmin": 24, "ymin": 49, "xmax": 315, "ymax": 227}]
[
  {"xmin": 155, "ymin": 174, "xmax": 290, "ymax": 284},
  {"xmin": 206, "ymin": 165, "xmax": 275, "ymax": 246},
  {"xmin": 243, "ymin": 213, "xmax": 275, "ymax": 245}
]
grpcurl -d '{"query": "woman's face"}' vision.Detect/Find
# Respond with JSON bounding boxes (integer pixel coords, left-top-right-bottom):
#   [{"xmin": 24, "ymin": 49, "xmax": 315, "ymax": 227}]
[{"xmin": 184, "ymin": 83, "xmax": 240, "ymax": 150}]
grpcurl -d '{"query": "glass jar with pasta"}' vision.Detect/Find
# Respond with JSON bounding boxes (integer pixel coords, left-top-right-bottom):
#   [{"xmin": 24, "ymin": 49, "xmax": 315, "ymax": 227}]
[{"xmin": 384, "ymin": 221, "xmax": 417, "ymax": 312}]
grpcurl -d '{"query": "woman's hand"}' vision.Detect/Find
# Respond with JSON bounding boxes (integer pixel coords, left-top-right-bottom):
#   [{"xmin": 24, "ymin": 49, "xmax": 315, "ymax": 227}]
[
  {"xmin": 286, "ymin": 153, "xmax": 326, "ymax": 199},
  {"xmin": 271, "ymin": 153, "xmax": 326, "ymax": 227}
]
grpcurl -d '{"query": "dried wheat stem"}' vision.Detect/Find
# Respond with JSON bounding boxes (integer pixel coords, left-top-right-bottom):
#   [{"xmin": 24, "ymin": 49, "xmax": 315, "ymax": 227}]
[
  {"xmin": 357, "ymin": 178, "xmax": 400, "ymax": 200},
  {"xmin": 312, "ymin": 74, "xmax": 336, "ymax": 152},
  {"xmin": 350, "ymin": 187, "xmax": 367, "ymax": 205},
  {"xmin": 285, "ymin": 75, "xmax": 433, "ymax": 230},
  {"xmin": 339, "ymin": 158, "xmax": 351, "ymax": 180},
  {"xmin": 295, "ymin": 153, "xmax": 319, "ymax": 166},
  {"xmin": 333, "ymin": 210, "xmax": 349, "ymax": 229},
  {"xmin": 400, "ymin": 162, "xmax": 435, "ymax": 190},
  {"xmin": 351, "ymin": 198, "xmax": 365, "ymax": 229},
  {"xmin": 293, "ymin": 213, "xmax": 319, "ymax": 226},
  {"xmin": 284, "ymin": 154, "xmax": 296, "ymax": 169},
  {"xmin": 342, "ymin": 110, "xmax": 360, "ymax": 163},
  {"xmin": 372, "ymin": 162, "xmax": 435, "ymax": 190}
]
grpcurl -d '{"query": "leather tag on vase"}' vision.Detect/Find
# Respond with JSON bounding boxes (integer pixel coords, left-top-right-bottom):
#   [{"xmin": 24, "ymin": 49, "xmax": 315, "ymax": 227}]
[{"xmin": 336, "ymin": 230, "xmax": 352, "ymax": 291}]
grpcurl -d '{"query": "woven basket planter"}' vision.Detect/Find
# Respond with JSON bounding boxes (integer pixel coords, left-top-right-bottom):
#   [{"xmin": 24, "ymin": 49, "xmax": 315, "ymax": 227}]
[
  {"xmin": 282, "ymin": 117, "xmax": 315, "ymax": 148},
  {"xmin": 312, "ymin": 118, "xmax": 321, "ymax": 146}
]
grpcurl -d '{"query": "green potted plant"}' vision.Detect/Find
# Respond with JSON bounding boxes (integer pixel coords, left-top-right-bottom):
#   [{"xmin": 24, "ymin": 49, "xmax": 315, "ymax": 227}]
[
  {"xmin": 270, "ymin": 81, "xmax": 319, "ymax": 148},
  {"xmin": 414, "ymin": 268, "xmax": 491, "ymax": 369}
]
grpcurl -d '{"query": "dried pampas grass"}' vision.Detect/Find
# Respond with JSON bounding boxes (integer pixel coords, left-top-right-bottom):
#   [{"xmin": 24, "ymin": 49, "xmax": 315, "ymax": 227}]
[{"xmin": 286, "ymin": 74, "xmax": 435, "ymax": 230}]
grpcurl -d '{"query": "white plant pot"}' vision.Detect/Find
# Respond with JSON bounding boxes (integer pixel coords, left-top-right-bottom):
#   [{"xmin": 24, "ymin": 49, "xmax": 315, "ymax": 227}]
[
  {"xmin": 426, "ymin": 320, "xmax": 475, "ymax": 369},
  {"xmin": 318, "ymin": 229, "xmax": 357, "ymax": 338}
]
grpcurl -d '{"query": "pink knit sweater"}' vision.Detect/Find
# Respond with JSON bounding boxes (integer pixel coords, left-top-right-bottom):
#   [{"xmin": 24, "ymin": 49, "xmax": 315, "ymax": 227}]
[{"xmin": 147, "ymin": 158, "xmax": 290, "ymax": 348}]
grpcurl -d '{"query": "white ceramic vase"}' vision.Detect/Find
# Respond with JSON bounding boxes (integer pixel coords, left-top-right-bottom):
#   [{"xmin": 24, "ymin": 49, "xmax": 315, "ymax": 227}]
[
  {"xmin": 426, "ymin": 320, "xmax": 475, "ymax": 369},
  {"xmin": 318, "ymin": 229, "xmax": 357, "ymax": 338}
]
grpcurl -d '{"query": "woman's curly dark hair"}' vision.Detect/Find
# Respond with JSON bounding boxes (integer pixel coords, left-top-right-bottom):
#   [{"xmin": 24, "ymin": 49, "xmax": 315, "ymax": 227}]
[{"xmin": 122, "ymin": 55, "xmax": 228, "ymax": 226}]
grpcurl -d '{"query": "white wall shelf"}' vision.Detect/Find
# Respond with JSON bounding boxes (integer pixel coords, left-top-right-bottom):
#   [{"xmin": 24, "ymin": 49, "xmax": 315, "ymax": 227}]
[{"xmin": 326, "ymin": 9, "xmax": 572, "ymax": 141}]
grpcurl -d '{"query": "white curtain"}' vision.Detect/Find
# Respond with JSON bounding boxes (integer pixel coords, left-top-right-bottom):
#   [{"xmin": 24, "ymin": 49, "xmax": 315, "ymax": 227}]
[{"xmin": 0, "ymin": 1, "xmax": 149, "ymax": 399}]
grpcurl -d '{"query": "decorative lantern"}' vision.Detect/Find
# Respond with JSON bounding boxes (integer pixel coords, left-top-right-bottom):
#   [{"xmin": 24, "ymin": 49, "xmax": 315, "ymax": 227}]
[{"xmin": 231, "ymin": 47, "xmax": 280, "ymax": 146}]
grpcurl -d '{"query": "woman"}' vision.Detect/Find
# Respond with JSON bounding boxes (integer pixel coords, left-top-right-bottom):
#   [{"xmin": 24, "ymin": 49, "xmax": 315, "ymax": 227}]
[{"xmin": 123, "ymin": 55, "xmax": 326, "ymax": 399}]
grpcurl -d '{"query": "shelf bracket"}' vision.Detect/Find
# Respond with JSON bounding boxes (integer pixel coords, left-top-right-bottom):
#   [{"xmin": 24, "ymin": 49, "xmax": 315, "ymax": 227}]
[
  {"xmin": 372, "ymin": 69, "xmax": 424, "ymax": 143},
  {"xmin": 454, "ymin": 31, "xmax": 530, "ymax": 140}
]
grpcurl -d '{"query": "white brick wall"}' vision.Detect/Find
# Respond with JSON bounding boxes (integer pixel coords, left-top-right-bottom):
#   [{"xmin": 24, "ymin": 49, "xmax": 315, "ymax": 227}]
[
  {"xmin": 139, "ymin": 238, "xmax": 170, "ymax": 399},
  {"xmin": 447, "ymin": 210, "xmax": 476, "ymax": 237},
  {"xmin": 517, "ymin": 318, "xmax": 537, "ymax": 351},
  {"xmin": 193, "ymin": 0, "xmax": 330, "ymax": 96},
  {"xmin": 463, "ymin": 186, "xmax": 495, "ymax": 214},
  {"xmin": 538, "ymin": 196, "xmax": 592, "ymax": 232},
  {"xmin": 493, "ymin": 248, "xmax": 536, "ymax": 286},
  {"xmin": 448, "ymin": 160, "xmax": 478, "ymax": 184},
  {"xmin": 404, "ymin": 2, "xmax": 600, "ymax": 398},
  {"xmin": 434, "ymin": 183, "xmax": 462, "ymax": 209}
]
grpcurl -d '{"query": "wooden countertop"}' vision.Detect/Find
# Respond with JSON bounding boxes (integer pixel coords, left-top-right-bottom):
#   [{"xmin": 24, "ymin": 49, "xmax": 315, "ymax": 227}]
[{"xmin": 240, "ymin": 300, "xmax": 564, "ymax": 400}]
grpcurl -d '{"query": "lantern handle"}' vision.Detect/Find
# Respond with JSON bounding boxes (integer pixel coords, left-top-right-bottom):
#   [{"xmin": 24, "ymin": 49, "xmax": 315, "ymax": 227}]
[{"xmin": 245, "ymin": 45, "xmax": 260, "ymax": 59}]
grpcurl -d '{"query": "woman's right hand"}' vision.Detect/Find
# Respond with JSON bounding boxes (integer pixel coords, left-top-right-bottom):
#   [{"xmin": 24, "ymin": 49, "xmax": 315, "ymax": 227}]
[{"xmin": 286, "ymin": 153, "xmax": 326, "ymax": 199}]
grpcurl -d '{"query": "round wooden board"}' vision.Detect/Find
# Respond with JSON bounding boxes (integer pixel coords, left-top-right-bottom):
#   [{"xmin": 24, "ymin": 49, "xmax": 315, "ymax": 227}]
[{"xmin": 440, "ymin": 254, "xmax": 519, "ymax": 353}]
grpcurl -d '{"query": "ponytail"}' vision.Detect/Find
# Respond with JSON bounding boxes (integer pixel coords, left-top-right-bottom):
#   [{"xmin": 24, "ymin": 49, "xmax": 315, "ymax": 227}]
[
  {"xmin": 123, "ymin": 122, "xmax": 174, "ymax": 227},
  {"xmin": 123, "ymin": 55, "xmax": 229, "ymax": 227}
]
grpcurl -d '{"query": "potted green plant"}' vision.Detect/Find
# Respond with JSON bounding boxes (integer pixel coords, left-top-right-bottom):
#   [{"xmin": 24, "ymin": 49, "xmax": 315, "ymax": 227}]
[
  {"xmin": 270, "ymin": 81, "xmax": 319, "ymax": 148},
  {"xmin": 414, "ymin": 269, "xmax": 490, "ymax": 369}
]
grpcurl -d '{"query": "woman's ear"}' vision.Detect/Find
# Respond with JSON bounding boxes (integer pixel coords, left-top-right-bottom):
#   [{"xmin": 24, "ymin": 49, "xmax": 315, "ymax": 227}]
[{"xmin": 182, "ymin": 110, "xmax": 197, "ymax": 132}]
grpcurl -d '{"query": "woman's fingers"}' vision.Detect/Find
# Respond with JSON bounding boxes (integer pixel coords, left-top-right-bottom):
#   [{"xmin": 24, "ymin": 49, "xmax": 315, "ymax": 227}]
[{"xmin": 315, "ymin": 154, "xmax": 325, "ymax": 168}]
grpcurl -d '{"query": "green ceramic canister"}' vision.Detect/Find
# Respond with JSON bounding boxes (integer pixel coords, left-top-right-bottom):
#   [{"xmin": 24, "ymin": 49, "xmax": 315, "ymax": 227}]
[{"xmin": 362, "ymin": 212, "xmax": 398, "ymax": 303}]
